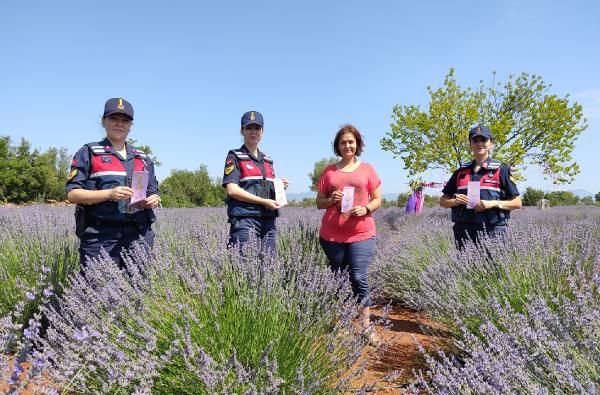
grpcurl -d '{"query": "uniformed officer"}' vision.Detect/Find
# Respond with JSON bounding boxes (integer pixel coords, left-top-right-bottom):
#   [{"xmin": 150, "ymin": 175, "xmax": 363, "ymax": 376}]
[
  {"xmin": 439, "ymin": 125, "xmax": 522, "ymax": 249},
  {"xmin": 67, "ymin": 98, "xmax": 161, "ymax": 268},
  {"xmin": 222, "ymin": 111, "xmax": 288, "ymax": 251}
]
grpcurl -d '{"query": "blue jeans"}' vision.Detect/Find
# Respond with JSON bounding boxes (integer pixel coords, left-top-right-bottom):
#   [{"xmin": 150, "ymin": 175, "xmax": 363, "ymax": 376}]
[
  {"xmin": 319, "ymin": 237, "xmax": 376, "ymax": 307},
  {"xmin": 229, "ymin": 217, "xmax": 277, "ymax": 252}
]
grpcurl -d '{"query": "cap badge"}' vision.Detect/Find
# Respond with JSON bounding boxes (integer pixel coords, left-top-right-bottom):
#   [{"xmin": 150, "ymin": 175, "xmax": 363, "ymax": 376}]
[
  {"xmin": 476, "ymin": 126, "xmax": 481, "ymax": 135},
  {"xmin": 117, "ymin": 99, "xmax": 125, "ymax": 110},
  {"xmin": 250, "ymin": 112, "xmax": 255, "ymax": 121}
]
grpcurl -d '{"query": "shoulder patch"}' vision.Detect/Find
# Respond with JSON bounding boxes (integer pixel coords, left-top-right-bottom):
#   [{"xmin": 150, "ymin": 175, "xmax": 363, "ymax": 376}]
[
  {"xmin": 67, "ymin": 168, "xmax": 77, "ymax": 181},
  {"xmin": 262, "ymin": 155, "xmax": 273, "ymax": 163},
  {"xmin": 224, "ymin": 165, "xmax": 234, "ymax": 175},
  {"xmin": 459, "ymin": 161, "xmax": 473, "ymax": 169}
]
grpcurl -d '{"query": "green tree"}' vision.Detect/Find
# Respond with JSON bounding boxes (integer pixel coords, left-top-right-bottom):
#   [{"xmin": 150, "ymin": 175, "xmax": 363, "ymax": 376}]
[
  {"xmin": 522, "ymin": 187, "xmax": 545, "ymax": 206},
  {"xmin": 308, "ymin": 157, "xmax": 338, "ymax": 192},
  {"xmin": 580, "ymin": 196, "xmax": 594, "ymax": 205},
  {"xmin": 396, "ymin": 192, "xmax": 410, "ymax": 208},
  {"xmin": 127, "ymin": 138, "xmax": 161, "ymax": 166},
  {"xmin": 545, "ymin": 190, "xmax": 579, "ymax": 206},
  {"xmin": 159, "ymin": 165, "xmax": 225, "ymax": 207},
  {"xmin": 595, "ymin": 191, "xmax": 600, "ymax": 203},
  {"xmin": 381, "ymin": 68, "xmax": 587, "ymax": 185}
]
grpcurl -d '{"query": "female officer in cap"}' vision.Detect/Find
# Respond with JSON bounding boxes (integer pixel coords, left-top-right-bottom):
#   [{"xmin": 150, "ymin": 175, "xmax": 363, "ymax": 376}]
[
  {"xmin": 67, "ymin": 98, "xmax": 160, "ymax": 268},
  {"xmin": 439, "ymin": 125, "xmax": 522, "ymax": 249},
  {"xmin": 222, "ymin": 111, "xmax": 288, "ymax": 251}
]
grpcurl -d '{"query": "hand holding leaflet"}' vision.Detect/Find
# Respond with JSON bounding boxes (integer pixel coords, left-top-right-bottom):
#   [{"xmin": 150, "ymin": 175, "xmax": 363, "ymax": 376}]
[
  {"xmin": 341, "ymin": 186, "xmax": 355, "ymax": 213},
  {"xmin": 129, "ymin": 171, "xmax": 149, "ymax": 205},
  {"xmin": 273, "ymin": 178, "xmax": 288, "ymax": 206}
]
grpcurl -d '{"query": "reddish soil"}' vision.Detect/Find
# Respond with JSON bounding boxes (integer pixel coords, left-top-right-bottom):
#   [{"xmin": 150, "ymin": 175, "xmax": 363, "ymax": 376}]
[{"xmin": 349, "ymin": 305, "xmax": 450, "ymax": 394}]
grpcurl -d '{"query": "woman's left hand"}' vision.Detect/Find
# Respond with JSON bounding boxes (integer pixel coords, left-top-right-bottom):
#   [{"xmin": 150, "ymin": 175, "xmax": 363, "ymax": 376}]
[
  {"xmin": 349, "ymin": 205, "xmax": 369, "ymax": 216},
  {"xmin": 137, "ymin": 194, "xmax": 161, "ymax": 209},
  {"xmin": 282, "ymin": 178, "xmax": 289, "ymax": 189}
]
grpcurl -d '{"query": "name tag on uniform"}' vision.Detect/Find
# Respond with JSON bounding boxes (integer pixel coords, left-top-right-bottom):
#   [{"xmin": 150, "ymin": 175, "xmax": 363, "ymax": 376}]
[{"xmin": 101, "ymin": 156, "xmax": 112, "ymax": 163}]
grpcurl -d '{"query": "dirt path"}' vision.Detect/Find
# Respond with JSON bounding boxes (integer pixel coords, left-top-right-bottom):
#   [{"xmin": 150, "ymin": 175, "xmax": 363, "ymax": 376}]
[{"xmin": 349, "ymin": 305, "xmax": 449, "ymax": 394}]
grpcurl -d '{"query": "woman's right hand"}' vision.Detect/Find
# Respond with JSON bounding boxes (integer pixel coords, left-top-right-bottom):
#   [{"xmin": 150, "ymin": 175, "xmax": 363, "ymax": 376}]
[
  {"xmin": 263, "ymin": 199, "xmax": 281, "ymax": 211},
  {"xmin": 108, "ymin": 186, "xmax": 134, "ymax": 201},
  {"xmin": 329, "ymin": 190, "xmax": 343, "ymax": 204}
]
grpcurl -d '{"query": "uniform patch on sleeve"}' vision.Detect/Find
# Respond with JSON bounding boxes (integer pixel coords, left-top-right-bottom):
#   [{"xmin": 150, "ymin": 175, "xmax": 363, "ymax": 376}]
[
  {"xmin": 224, "ymin": 165, "xmax": 234, "ymax": 175},
  {"xmin": 67, "ymin": 168, "xmax": 78, "ymax": 181},
  {"xmin": 71, "ymin": 159, "xmax": 78, "ymax": 167}
]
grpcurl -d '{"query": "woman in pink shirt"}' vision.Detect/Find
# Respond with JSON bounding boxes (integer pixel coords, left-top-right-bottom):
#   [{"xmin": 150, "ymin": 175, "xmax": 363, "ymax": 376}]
[{"xmin": 316, "ymin": 124, "xmax": 382, "ymax": 343}]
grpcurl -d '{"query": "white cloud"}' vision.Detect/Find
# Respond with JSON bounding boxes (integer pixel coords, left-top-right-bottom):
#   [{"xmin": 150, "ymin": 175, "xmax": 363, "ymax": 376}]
[{"xmin": 573, "ymin": 89, "xmax": 600, "ymax": 119}]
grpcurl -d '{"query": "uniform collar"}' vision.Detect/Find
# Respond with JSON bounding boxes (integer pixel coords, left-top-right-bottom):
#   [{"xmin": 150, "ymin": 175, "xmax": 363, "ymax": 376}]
[
  {"xmin": 473, "ymin": 156, "xmax": 493, "ymax": 169},
  {"xmin": 240, "ymin": 144, "xmax": 263, "ymax": 161},
  {"xmin": 100, "ymin": 138, "xmax": 133, "ymax": 159}
]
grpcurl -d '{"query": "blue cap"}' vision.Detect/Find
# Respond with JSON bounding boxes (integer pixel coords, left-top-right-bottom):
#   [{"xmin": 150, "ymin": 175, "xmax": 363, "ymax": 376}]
[
  {"xmin": 103, "ymin": 98, "xmax": 134, "ymax": 120},
  {"xmin": 241, "ymin": 111, "xmax": 263, "ymax": 128},
  {"xmin": 469, "ymin": 125, "xmax": 492, "ymax": 140}
]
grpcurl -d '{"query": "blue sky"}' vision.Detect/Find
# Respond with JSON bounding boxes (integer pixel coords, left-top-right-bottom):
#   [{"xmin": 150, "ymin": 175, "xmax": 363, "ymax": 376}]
[{"xmin": 1, "ymin": 0, "xmax": 599, "ymax": 195}]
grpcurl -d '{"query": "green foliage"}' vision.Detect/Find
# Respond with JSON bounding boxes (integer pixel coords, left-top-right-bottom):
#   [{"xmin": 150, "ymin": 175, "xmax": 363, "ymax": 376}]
[
  {"xmin": 287, "ymin": 197, "xmax": 316, "ymax": 207},
  {"xmin": 308, "ymin": 157, "xmax": 338, "ymax": 192},
  {"xmin": 127, "ymin": 138, "xmax": 161, "ymax": 166},
  {"xmin": 545, "ymin": 190, "xmax": 580, "ymax": 206},
  {"xmin": 159, "ymin": 165, "xmax": 226, "ymax": 207},
  {"xmin": 0, "ymin": 136, "xmax": 69, "ymax": 203},
  {"xmin": 396, "ymin": 192, "xmax": 410, "ymax": 208},
  {"xmin": 396, "ymin": 192, "xmax": 439, "ymax": 208},
  {"xmin": 381, "ymin": 68, "xmax": 588, "ymax": 185},
  {"xmin": 580, "ymin": 196, "xmax": 594, "ymax": 205},
  {"xmin": 522, "ymin": 187, "xmax": 545, "ymax": 206},
  {"xmin": 595, "ymin": 191, "xmax": 600, "ymax": 203}
]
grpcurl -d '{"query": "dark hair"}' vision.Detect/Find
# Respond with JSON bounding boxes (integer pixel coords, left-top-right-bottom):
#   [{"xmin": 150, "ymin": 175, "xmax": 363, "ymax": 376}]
[{"xmin": 333, "ymin": 124, "xmax": 364, "ymax": 157}]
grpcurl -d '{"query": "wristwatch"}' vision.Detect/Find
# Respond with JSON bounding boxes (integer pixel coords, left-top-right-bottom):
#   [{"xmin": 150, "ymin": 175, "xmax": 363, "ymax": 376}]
[
  {"xmin": 364, "ymin": 206, "xmax": 371, "ymax": 215},
  {"xmin": 497, "ymin": 200, "xmax": 504, "ymax": 210}
]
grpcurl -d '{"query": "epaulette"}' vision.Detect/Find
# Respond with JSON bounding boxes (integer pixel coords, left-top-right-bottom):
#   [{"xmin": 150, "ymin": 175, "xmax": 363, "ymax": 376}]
[
  {"xmin": 229, "ymin": 149, "xmax": 251, "ymax": 160},
  {"xmin": 86, "ymin": 142, "xmax": 111, "ymax": 155},
  {"xmin": 459, "ymin": 161, "xmax": 473, "ymax": 169},
  {"xmin": 262, "ymin": 155, "xmax": 273, "ymax": 163},
  {"xmin": 132, "ymin": 148, "xmax": 148, "ymax": 158},
  {"xmin": 487, "ymin": 159, "xmax": 502, "ymax": 170}
]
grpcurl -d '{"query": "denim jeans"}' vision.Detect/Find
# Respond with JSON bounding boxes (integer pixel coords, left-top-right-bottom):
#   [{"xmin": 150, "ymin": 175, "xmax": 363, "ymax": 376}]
[{"xmin": 319, "ymin": 237, "xmax": 376, "ymax": 307}]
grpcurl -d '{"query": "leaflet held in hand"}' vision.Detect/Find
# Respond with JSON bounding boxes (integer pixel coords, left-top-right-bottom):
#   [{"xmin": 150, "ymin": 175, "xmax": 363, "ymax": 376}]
[
  {"xmin": 466, "ymin": 181, "xmax": 480, "ymax": 209},
  {"xmin": 130, "ymin": 171, "xmax": 149, "ymax": 204},
  {"xmin": 341, "ymin": 186, "xmax": 355, "ymax": 213},
  {"xmin": 273, "ymin": 178, "xmax": 287, "ymax": 206}
]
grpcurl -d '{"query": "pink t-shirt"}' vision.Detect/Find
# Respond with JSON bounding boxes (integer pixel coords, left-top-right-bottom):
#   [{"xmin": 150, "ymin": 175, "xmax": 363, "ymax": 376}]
[{"xmin": 317, "ymin": 162, "xmax": 381, "ymax": 243}]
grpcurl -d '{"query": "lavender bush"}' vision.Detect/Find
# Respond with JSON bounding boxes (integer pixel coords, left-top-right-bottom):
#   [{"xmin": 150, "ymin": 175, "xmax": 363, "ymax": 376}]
[
  {"xmin": 15, "ymin": 209, "xmax": 372, "ymax": 394},
  {"xmin": 0, "ymin": 205, "xmax": 79, "ymax": 352}
]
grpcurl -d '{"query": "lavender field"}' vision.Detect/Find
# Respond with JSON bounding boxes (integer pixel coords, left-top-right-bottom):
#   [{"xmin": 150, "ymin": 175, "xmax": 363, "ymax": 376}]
[{"xmin": 1, "ymin": 205, "xmax": 599, "ymax": 394}]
